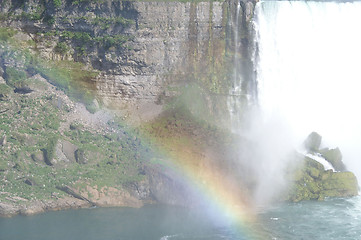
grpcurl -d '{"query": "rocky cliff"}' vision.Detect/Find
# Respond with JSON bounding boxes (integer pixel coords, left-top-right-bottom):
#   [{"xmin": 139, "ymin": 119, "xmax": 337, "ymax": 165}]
[{"xmin": 0, "ymin": 0, "xmax": 256, "ymax": 123}]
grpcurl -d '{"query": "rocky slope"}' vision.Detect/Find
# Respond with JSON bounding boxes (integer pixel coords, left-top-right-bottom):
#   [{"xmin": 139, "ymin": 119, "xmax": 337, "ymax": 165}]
[{"xmin": 0, "ymin": 41, "xmax": 202, "ymax": 217}]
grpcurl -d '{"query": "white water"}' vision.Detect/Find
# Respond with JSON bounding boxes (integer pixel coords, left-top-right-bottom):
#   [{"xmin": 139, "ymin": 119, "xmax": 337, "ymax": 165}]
[
  {"xmin": 305, "ymin": 152, "xmax": 335, "ymax": 171},
  {"xmin": 228, "ymin": 2, "xmax": 243, "ymax": 133},
  {"xmin": 254, "ymin": 1, "xmax": 361, "ymax": 182}
]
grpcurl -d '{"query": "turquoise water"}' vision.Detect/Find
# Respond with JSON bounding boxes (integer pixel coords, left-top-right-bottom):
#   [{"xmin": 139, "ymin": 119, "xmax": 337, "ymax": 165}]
[
  {"xmin": 259, "ymin": 196, "xmax": 361, "ymax": 240},
  {"xmin": 1, "ymin": 196, "xmax": 361, "ymax": 240}
]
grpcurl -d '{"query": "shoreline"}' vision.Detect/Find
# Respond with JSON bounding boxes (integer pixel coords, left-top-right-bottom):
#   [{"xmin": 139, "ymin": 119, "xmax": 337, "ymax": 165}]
[{"xmin": 0, "ymin": 196, "xmax": 93, "ymax": 218}]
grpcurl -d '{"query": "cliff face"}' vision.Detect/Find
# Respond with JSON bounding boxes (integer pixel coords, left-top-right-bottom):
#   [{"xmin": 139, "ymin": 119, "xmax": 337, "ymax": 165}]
[{"xmin": 0, "ymin": 0, "xmax": 255, "ymax": 122}]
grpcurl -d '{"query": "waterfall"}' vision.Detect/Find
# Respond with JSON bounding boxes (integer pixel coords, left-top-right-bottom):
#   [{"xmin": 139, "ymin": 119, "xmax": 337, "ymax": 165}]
[
  {"xmin": 254, "ymin": 1, "xmax": 361, "ymax": 181},
  {"xmin": 227, "ymin": 2, "xmax": 243, "ymax": 133}
]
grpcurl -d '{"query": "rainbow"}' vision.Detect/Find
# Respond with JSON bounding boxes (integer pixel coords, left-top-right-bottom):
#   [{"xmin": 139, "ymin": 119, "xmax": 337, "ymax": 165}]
[{"xmin": 147, "ymin": 128, "xmax": 266, "ymax": 240}]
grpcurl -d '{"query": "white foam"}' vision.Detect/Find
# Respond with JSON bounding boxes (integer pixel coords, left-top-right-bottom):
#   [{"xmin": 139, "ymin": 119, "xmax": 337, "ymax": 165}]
[
  {"xmin": 160, "ymin": 235, "xmax": 178, "ymax": 240},
  {"xmin": 305, "ymin": 153, "xmax": 335, "ymax": 172}
]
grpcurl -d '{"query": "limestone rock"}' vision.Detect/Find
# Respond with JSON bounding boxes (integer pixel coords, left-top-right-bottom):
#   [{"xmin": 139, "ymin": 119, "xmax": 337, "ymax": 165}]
[
  {"xmin": 0, "ymin": 202, "xmax": 19, "ymax": 217},
  {"xmin": 74, "ymin": 185, "xmax": 144, "ymax": 208},
  {"xmin": 19, "ymin": 202, "xmax": 45, "ymax": 216},
  {"xmin": 52, "ymin": 140, "xmax": 78, "ymax": 166},
  {"xmin": 304, "ymin": 132, "xmax": 322, "ymax": 152}
]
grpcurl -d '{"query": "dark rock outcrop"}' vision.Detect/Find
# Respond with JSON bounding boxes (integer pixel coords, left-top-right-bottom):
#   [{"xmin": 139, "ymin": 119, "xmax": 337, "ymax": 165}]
[{"xmin": 304, "ymin": 131, "xmax": 322, "ymax": 152}]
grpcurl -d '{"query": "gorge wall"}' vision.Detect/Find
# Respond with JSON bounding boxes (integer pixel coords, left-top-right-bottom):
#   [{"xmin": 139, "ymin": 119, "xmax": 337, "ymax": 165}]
[{"xmin": 0, "ymin": 0, "xmax": 256, "ymax": 123}]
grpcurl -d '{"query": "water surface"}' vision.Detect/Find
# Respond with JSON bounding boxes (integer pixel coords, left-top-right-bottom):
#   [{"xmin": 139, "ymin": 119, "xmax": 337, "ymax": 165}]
[{"xmin": 1, "ymin": 197, "xmax": 361, "ymax": 240}]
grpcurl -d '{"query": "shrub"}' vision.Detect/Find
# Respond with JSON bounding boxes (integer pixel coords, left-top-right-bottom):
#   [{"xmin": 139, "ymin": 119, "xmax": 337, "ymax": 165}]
[
  {"xmin": 54, "ymin": 42, "xmax": 69, "ymax": 54},
  {"xmin": 54, "ymin": 0, "xmax": 62, "ymax": 8},
  {"xmin": 44, "ymin": 15, "xmax": 55, "ymax": 25},
  {"xmin": 43, "ymin": 136, "xmax": 58, "ymax": 165}
]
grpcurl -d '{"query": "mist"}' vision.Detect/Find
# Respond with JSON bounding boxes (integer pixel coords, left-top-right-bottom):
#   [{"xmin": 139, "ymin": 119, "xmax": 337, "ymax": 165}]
[{"xmin": 240, "ymin": 0, "xmax": 361, "ymax": 202}]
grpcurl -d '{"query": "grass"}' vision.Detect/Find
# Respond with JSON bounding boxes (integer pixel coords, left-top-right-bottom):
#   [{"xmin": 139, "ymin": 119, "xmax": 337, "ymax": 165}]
[{"xmin": 0, "ymin": 84, "xmax": 154, "ymax": 204}]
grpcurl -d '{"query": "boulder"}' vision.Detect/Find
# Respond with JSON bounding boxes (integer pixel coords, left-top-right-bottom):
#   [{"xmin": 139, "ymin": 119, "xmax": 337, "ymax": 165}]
[
  {"xmin": 24, "ymin": 178, "xmax": 37, "ymax": 186},
  {"xmin": 75, "ymin": 149, "xmax": 88, "ymax": 164},
  {"xmin": 31, "ymin": 151, "xmax": 45, "ymax": 163},
  {"xmin": 52, "ymin": 140, "xmax": 78, "ymax": 166},
  {"xmin": 0, "ymin": 135, "xmax": 6, "ymax": 146},
  {"xmin": 303, "ymin": 132, "xmax": 322, "ymax": 152},
  {"xmin": 319, "ymin": 147, "xmax": 346, "ymax": 171},
  {"xmin": 61, "ymin": 140, "xmax": 78, "ymax": 162},
  {"xmin": 286, "ymin": 157, "xmax": 358, "ymax": 202}
]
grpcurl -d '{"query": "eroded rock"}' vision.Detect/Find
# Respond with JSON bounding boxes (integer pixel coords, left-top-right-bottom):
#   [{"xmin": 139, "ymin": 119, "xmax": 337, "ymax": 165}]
[{"xmin": 304, "ymin": 132, "xmax": 322, "ymax": 152}]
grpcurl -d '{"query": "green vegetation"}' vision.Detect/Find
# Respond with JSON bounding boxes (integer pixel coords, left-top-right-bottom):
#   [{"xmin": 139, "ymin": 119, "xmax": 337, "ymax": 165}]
[
  {"xmin": 0, "ymin": 30, "xmax": 153, "ymax": 202},
  {"xmin": 0, "ymin": 27, "xmax": 17, "ymax": 42},
  {"xmin": 0, "ymin": 81, "xmax": 153, "ymax": 204},
  {"xmin": 58, "ymin": 30, "xmax": 132, "ymax": 51},
  {"xmin": 53, "ymin": 0, "xmax": 62, "ymax": 8},
  {"xmin": 43, "ymin": 136, "xmax": 58, "ymax": 165},
  {"xmin": 54, "ymin": 42, "xmax": 69, "ymax": 54},
  {"xmin": 0, "ymin": 83, "xmax": 12, "ymax": 99},
  {"xmin": 5, "ymin": 67, "xmax": 28, "ymax": 88}
]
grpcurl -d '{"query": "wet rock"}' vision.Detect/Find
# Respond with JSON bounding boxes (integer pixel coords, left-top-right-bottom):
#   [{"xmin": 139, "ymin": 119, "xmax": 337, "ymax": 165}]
[
  {"xmin": 286, "ymin": 157, "xmax": 358, "ymax": 202},
  {"xmin": 0, "ymin": 202, "xmax": 19, "ymax": 217},
  {"xmin": 319, "ymin": 147, "xmax": 346, "ymax": 171},
  {"xmin": 304, "ymin": 132, "xmax": 322, "ymax": 152},
  {"xmin": 321, "ymin": 171, "xmax": 358, "ymax": 197},
  {"xmin": 19, "ymin": 202, "xmax": 44, "ymax": 216}
]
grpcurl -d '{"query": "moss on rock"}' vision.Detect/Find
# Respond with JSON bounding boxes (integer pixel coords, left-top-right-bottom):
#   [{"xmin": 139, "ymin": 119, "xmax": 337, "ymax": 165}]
[
  {"xmin": 286, "ymin": 157, "xmax": 358, "ymax": 202},
  {"xmin": 319, "ymin": 147, "xmax": 345, "ymax": 171}
]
